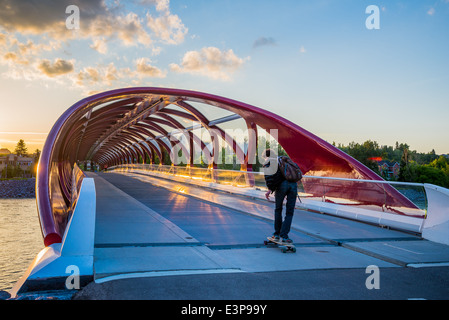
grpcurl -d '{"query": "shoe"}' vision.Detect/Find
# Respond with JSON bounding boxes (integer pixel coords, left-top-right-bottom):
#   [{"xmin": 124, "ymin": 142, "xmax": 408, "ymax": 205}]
[
  {"xmin": 270, "ymin": 235, "xmax": 280, "ymax": 241},
  {"xmin": 281, "ymin": 237, "xmax": 293, "ymax": 244}
]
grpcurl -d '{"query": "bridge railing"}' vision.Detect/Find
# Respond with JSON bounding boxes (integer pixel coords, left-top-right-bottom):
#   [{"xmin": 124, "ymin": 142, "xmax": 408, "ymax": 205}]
[
  {"xmin": 110, "ymin": 165, "xmax": 424, "ymax": 213},
  {"xmin": 109, "ymin": 163, "xmax": 267, "ymax": 187},
  {"xmin": 108, "ymin": 164, "xmax": 449, "ymax": 243},
  {"xmin": 300, "ymin": 176, "xmax": 426, "ymax": 216}
]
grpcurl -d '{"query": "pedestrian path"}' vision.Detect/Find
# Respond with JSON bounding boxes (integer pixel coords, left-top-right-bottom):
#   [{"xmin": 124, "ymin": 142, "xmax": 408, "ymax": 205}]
[
  {"xmin": 74, "ymin": 172, "xmax": 449, "ymax": 299},
  {"xmin": 92, "ymin": 174, "xmax": 238, "ymax": 280},
  {"xmin": 98, "ymin": 172, "xmax": 449, "ymax": 270}
]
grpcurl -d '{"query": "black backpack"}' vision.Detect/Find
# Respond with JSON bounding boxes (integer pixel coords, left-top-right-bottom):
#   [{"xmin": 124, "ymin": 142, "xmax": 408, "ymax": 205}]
[
  {"xmin": 278, "ymin": 156, "xmax": 303, "ymax": 183},
  {"xmin": 263, "ymin": 160, "xmax": 284, "ymax": 192}
]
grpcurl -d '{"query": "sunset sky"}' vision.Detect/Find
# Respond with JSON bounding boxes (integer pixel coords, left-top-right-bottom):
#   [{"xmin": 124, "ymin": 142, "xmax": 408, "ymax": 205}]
[{"xmin": 0, "ymin": 0, "xmax": 448, "ymax": 154}]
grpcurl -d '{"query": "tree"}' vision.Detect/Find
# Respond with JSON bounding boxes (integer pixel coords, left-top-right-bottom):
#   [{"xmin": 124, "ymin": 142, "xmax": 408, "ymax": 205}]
[
  {"xmin": 338, "ymin": 140, "xmax": 381, "ymax": 174},
  {"xmin": 415, "ymin": 165, "xmax": 449, "ymax": 188},
  {"xmin": 398, "ymin": 148, "xmax": 413, "ymax": 182},
  {"xmin": 33, "ymin": 149, "xmax": 41, "ymax": 163},
  {"xmin": 336, "ymin": 140, "xmax": 449, "ymax": 188},
  {"xmin": 429, "ymin": 155, "xmax": 449, "ymax": 171},
  {"xmin": 14, "ymin": 139, "xmax": 28, "ymax": 156}
]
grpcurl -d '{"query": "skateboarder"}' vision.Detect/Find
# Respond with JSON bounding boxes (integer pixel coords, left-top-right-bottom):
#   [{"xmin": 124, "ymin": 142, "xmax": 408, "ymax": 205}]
[{"xmin": 262, "ymin": 148, "xmax": 297, "ymax": 244}]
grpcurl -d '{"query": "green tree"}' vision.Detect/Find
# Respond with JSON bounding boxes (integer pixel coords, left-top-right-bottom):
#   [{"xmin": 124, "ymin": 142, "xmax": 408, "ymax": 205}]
[
  {"xmin": 33, "ymin": 149, "xmax": 41, "ymax": 162},
  {"xmin": 415, "ymin": 165, "xmax": 449, "ymax": 188},
  {"xmin": 338, "ymin": 140, "xmax": 381, "ymax": 174},
  {"xmin": 14, "ymin": 139, "xmax": 28, "ymax": 156},
  {"xmin": 161, "ymin": 149, "xmax": 171, "ymax": 165},
  {"xmin": 335, "ymin": 140, "xmax": 449, "ymax": 188},
  {"xmin": 398, "ymin": 148, "xmax": 411, "ymax": 182},
  {"xmin": 429, "ymin": 155, "xmax": 449, "ymax": 171}
]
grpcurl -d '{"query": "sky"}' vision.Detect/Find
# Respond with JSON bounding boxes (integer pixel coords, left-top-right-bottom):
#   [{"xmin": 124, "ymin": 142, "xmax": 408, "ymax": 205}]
[{"xmin": 0, "ymin": 0, "xmax": 448, "ymax": 155}]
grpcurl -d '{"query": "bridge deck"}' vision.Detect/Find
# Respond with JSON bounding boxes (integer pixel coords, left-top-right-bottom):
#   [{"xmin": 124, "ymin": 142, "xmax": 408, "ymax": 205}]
[{"xmin": 77, "ymin": 172, "xmax": 449, "ymax": 299}]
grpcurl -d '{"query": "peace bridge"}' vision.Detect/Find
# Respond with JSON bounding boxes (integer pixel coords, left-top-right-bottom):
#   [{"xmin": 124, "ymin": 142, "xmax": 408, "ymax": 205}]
[{"xmin": 9, "ymin": 87, "xmax": 449, "ymax": 299}]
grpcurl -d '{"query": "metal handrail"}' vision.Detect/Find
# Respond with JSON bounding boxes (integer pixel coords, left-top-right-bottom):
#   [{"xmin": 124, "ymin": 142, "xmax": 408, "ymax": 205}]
[{"xmin": 108, "ymin": 164, "xmax": 429, "ymax": 218}]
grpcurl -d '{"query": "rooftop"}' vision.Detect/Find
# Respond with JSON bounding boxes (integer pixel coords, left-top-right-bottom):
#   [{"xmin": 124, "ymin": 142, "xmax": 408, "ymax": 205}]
[{"xmin": 0, "ymin": 148, "xmax": 11, "ymax": 155}]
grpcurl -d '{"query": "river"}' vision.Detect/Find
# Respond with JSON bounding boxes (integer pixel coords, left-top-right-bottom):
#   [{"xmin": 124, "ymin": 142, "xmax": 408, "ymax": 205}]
[{"xmin": 0, "ymin": 198, "xmax": 43, "ymax": 292}]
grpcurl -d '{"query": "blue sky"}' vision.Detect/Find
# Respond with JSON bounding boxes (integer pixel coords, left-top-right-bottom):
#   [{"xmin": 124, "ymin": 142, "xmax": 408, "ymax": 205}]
[{"xmin": 0, "ymin": 0, "xmax": 448, "ymax": 154}]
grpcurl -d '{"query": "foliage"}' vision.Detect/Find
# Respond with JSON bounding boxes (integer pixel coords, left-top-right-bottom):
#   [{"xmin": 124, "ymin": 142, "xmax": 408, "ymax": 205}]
[
  {"xmin": 1, "ymin": 165, "xmax": 24, "ymax": 179},
  {"xmin": 14, "ymin": 139, "xmax": 28, "ymax": 157},
  {"xmin": 336, "ymin": 140, "xmax": 449, "ymax": 188}
]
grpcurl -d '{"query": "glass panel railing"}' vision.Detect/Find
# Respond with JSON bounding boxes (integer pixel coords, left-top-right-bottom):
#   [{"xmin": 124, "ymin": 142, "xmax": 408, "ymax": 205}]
[
  {"xmin": 108, "ymin": 164, "xmax": 427, "ymax": 218},
  {"xmin": 301, "ymin": 176, "xmax": 427, "ymax": 218}
]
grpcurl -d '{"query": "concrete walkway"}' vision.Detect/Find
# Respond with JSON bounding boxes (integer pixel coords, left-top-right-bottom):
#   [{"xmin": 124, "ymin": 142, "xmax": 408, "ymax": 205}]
[
  {"xmin": 75, "ymin": 172, "xmax": 449, "ymax": 299},
  {"xmin": 92, "ymin": 174, "xmax": 238, "ymax": 280}
]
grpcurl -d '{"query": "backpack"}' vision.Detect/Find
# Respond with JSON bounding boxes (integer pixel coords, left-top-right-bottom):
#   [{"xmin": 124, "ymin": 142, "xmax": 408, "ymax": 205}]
[
  {"xmin": 263, "ymin": 161, "xmax": 285, "ymax": 192},
  {"xmin": 278, "ymin": 156, "xmax": 303, "ymax": 183}
]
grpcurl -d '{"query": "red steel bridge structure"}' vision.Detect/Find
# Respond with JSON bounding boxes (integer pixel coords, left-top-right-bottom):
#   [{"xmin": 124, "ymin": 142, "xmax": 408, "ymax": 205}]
[{"xmin": 36, "ymin": 87, "xmax": 418, "ymax": 247}]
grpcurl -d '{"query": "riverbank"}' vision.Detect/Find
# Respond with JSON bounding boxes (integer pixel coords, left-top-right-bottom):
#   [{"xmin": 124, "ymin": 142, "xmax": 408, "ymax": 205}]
[{"xmin": 0, "ymin": 178, "xmax": 35, "ymax": 198}]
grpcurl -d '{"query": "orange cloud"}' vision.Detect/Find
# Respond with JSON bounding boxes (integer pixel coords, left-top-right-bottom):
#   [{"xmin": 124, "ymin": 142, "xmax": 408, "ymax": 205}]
[
  {"xmin": 170, "ymin": 47, "xmax": 248, "ymax": 80},
  {"xmin": 37, "ymin": 59, "xmax": 74, "ymax": 77}
]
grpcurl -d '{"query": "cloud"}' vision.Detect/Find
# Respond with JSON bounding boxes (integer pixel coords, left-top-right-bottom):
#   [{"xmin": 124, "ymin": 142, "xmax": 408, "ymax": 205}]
[
  {"xmin": 170, "ymin": 47, "xmax": 248, "ymax": 81},
  {"xmin": 299, "ymin": 46, "xmax": 306, "ymax": 54},
  {"xmin": 0, "ymin": 1, "xmax": 132, "ymax": 40},
  {"xmin": 110, "ymin": 12, "xmax": 153, "ymax": 47},
  {"xmin": 0, "ymin": 0, "xmax": 188, "ymax": 88},
  {"xmin": 90, "ymin": 38, "xmax": 108, "ymax": 54},
  {"xmin": 3, "ymin": 52, "xmax": 29, "ymax": 65},
  {"xmin": 427, "ymin": 7, "xmax": 435, "ymax": 15},
  {"xmin": 147, "ymin": 10, "xmax": 188, "ymax": 45},
  {"xmin": 0, "ymin": 0, "xmax": 187, "ymax": 48},
  {"xmin": 0, "ymin": 35, "xmax": 60, "ymax": 62},
  {"xmin": 74, "ymin": 61, "xmax": 168, "ymax": 89},
  {"xmin": 76, "ymin": 67, "xmax": 100, "ymax": 85},
  {"xmin": 0, "ymin": 33, "xmax": 67, "ymax": 81},
  {"xmin": 37, "ymin": 58, "xmax": 74, "ymax": 77},
  {"xmin": 0, "ymin": 0, "xmax": 69, "ymax": 36},
  {"xmin": 75, "ymin": 59, "xmax": 166, "ymax": 88},
  {"xmin": 75, "ymin": 64, "xmax": 123, "ymax": 87},
  {"xmin": 140, "ymin": 0, "xmax": 170, "ymax": 12},
  {"xmin": 135, "ymin": 58, "xmax": 166, "ymax": 78},
  {"xmin": 253, "ymin": 37, "xmax": 276, "ymax": 48},
  {"xmin": 0, "ymin": 32, "xmax": 6, "ymax": 46}
]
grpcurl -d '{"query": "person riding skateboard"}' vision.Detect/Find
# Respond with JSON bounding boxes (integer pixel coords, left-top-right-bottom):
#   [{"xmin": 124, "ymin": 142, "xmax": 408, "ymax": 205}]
[{"xmin": 262, "ymin": 148, "xmax": 297, "ymax": 244}]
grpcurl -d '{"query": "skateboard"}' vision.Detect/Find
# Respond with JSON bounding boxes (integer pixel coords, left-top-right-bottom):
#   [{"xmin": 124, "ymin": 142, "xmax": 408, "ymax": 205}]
[{"xmin": 264, "ymin": 237, "xmax": 297, "ymax": 253}]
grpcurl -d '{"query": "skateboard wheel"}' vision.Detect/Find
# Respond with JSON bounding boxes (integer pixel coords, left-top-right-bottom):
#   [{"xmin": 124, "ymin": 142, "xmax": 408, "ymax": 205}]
[
  {"xmin": 292, "ymin": 247, "xmax": 297, "ymax": 253},
  {"xmin": 282, "ymin": 248, "xmax": 287, "ymax": 253},
  {"xmin": 264, "ymin": 240, "xmax": 268, "ymax": 245}
]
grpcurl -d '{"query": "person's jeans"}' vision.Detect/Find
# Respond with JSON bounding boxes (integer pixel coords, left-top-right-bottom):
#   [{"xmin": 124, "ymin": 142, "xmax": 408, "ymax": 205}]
[{"xmin": 274, "ymin": 180, "xmax": 297, "ymax": 239}]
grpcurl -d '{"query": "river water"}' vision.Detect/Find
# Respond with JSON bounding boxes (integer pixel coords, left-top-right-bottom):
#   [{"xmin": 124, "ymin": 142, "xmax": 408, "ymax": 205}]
[{"xmin": 0, "ymin": 199, "xmax": 43, "ymax": 292}]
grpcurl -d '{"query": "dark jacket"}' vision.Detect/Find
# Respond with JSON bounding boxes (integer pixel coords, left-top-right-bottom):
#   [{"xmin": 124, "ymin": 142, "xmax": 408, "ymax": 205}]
[{"xmin": 263, "ymin": 158, "xmax": 285, "ymax": 193}]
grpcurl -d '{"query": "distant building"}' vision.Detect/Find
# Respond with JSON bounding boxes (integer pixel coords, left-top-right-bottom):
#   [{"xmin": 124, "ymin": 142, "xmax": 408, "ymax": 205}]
[
  {"xmin": 377, "ymin": 160, "xmax": 400, "ymax": 180},
  {"xmin": 0, "ymin": 148, "xmax": 35, "ymax": 178},
  {"xmin": 0, "ymin": 148, "xmax": 10, "ymax": 155}
]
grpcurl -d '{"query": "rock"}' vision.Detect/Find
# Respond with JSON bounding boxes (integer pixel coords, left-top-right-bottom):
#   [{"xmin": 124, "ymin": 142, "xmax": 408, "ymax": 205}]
[{"xmin": 0, "ymin": 178, "xmax": 36, "ymax": 198}]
